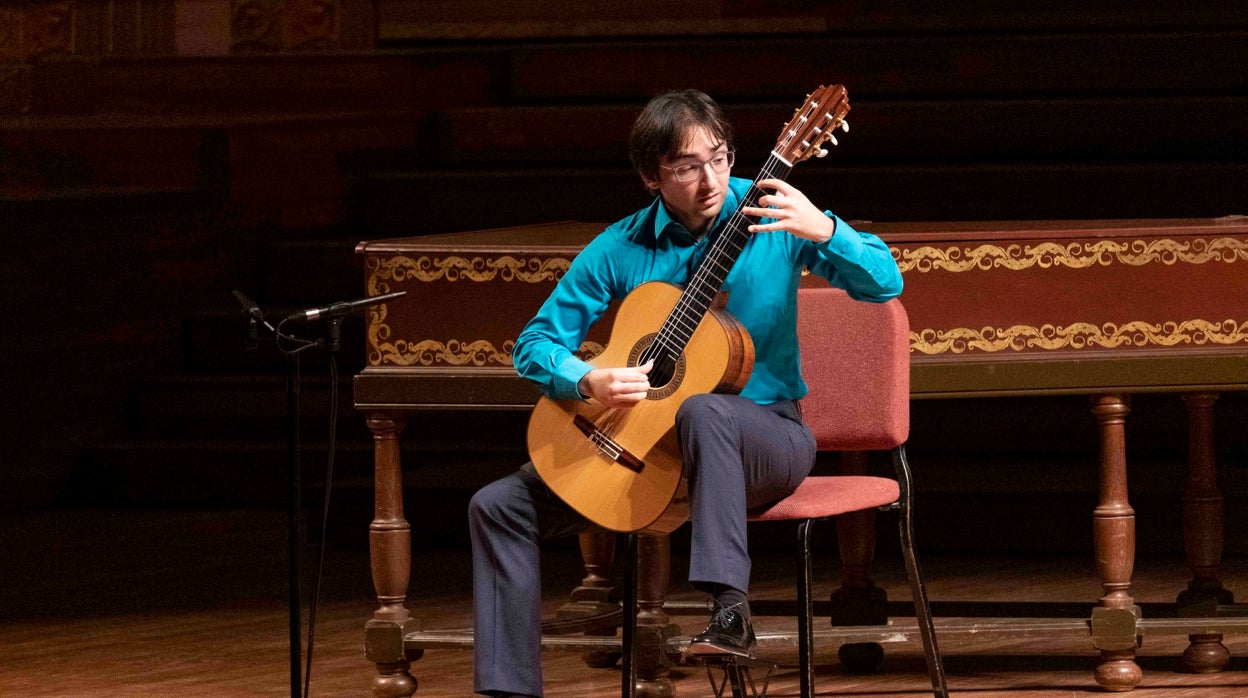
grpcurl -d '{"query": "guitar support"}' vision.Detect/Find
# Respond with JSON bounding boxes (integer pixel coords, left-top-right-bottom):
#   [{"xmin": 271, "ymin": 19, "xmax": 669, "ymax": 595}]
[
  {"xmin": 623, "ymin": 531, "xmax": 778, "ymax": 698},
  {"xmin": 692, "ymin": 654, "xmax": 777, "ymax": 698}
]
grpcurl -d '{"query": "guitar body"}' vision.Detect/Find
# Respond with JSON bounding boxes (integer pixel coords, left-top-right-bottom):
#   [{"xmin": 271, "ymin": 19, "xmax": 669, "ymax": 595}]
[{"xmin": 527, "ymin": 281, "xmax": 754, "ymax": 533}]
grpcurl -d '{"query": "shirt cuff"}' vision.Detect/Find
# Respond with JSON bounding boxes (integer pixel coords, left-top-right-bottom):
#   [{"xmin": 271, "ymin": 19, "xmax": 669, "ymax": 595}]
[
  {"xmin": 553, "ymin": 354, "xmax": 595, "ymax": 400},
  {"xmin": 815, "ymin": 212, "xmax": 864, "ymax": 259}
]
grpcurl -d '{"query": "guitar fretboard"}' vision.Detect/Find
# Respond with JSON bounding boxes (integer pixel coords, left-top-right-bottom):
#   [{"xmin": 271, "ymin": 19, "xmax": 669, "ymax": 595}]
[{"xmin": 646, "ymin": 152, "xmax": 794, "ymax": 368}]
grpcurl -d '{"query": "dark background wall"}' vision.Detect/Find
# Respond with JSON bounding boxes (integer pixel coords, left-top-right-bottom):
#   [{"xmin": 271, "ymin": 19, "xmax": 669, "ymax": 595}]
[{"xmin": 2, "ymin": 1, "xmax": 1245, "ymax": 554}]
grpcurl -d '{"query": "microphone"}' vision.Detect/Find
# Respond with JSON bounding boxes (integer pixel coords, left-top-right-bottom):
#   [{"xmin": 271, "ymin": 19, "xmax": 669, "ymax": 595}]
[
  {"xmin": 286, "ymin": 290, "xmax": 407, "ymax": 322},
  {"xmin": 232, "ymin": 289, "xmax": 265, "ymax": 321},
  {"xmin": 233, "ymin": 289, "xmax": 277, "ymax": 334}
]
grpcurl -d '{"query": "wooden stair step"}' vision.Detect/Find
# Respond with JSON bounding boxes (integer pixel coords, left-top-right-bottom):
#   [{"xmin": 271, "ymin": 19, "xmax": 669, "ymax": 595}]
[
  {"xmin": 21, "ymin": 53, "xmax": 494, "ymax": 118},
  {"xmin": 348, "ymin": 161, "xmax": 1248, "ymax": 237},
  {"xmin": 378, "ymin": 1, "xmax": 1248, "ymax": 43},
  {"xmin": 434, "ymin": 96, "xmax": 1248, "ymax": 167},
  {"xmin": 506, "ymin": 33, "xmax": 1248, "ymax": 103}
]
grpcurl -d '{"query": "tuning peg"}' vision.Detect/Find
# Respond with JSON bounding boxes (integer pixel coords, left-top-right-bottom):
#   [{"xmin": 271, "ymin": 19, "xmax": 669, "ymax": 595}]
[
  {"xmin": 816, "ymin": 148, "xmax": 829, "ymax": 158},
  {"xmin": 841, "ymin": 120, "xmax": 850, "ymax": 132}
]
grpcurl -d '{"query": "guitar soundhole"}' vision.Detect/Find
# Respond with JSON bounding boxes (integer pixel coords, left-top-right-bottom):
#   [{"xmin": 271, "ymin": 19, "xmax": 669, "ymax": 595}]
[{"xmin": 631, "ymin": 334, "xmax": 683, "ymax": 400}]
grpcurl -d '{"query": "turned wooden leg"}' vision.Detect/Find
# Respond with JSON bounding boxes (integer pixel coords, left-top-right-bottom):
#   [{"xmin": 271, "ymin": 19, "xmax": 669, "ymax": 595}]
[
  {"xmin": 1089, "ymin": 395, "xmax": 1142, "ymax": 692},
  {"xmin": 831, "ymin": 451, "xmax": 887, "ymax": 673},
  {"xmin": 578, "ymin": 527, "xmax": 618, "ymax": 598},
  {"xmin": 364, "ymin": 413, "xmax": 419, "ymax": 697},
  {"xmin": 559, "ymin": 527, "xmax": 621, "ymax": 668},
  {"xmin": 1177, "ymin": 392, "xmax": 1233, "ymax": 673},
  {"xmin": 835, "ymin": 452, "xmax": 879, "ymax": 595},
  {"xmin": 635, "ymin": 533, "xmax": 678, "ymax": 697}
]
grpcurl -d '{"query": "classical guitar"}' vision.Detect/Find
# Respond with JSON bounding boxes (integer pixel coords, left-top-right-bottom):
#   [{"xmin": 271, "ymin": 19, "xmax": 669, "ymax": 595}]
[{"xmin": 527, "ymin": 85, "xmax": 852, "ymax": 533}]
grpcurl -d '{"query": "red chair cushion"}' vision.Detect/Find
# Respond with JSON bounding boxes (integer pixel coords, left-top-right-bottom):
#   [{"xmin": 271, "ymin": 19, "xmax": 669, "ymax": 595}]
[{"xmin": 748, "ymin": 475, "xmax": 900, "ymax": 522}]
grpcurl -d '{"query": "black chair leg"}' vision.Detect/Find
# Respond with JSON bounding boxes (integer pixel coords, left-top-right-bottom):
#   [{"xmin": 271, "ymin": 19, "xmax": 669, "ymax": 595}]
[
  {"xmin": 796, "ymin": 518, "xmax": 816, "ymax": 698},
  {"xmin": 622, "ymin": 531, "xmax": 638, "ymax": 698},
  {"xmin": 894, "ymin": 446, "xmax": 949, "ymax": 698}
]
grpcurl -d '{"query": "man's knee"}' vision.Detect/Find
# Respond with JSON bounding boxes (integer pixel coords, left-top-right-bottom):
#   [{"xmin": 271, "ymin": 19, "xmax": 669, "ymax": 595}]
[
  {"xmin": 468, "ymin": 479, "xmax": 509, "ymax": 529},
  {"xmin": 677, "ymin": 392, "xmax": 733, "ymax": 429}
]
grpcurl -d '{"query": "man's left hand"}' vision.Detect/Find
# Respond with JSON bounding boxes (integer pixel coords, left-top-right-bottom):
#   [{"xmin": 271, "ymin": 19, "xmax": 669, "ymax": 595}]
[{"xmin": 742, "ymin": 178, "xmax": 835, "ymax": 243}]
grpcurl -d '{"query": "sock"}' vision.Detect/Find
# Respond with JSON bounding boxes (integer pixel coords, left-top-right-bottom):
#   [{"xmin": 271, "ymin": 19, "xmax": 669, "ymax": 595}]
[{"xmin": 695, "ymin": 582, "xmax": 750, "ymax": 619}]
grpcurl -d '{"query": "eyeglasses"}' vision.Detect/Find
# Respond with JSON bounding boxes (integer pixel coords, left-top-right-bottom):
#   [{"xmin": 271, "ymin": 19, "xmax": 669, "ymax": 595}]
[{"xmin": 659, "ymin": 151, "xmax": 735, "ymax": 182}]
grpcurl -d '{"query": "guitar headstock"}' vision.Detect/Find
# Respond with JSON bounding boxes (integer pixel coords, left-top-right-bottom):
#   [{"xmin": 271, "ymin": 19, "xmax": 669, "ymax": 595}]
[{"xmin": 774, "ymin": 84, "xmax": 850, "ymax": 165}]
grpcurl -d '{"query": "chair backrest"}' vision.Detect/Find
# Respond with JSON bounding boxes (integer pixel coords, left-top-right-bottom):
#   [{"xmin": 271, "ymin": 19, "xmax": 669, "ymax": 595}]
[{"xmin": 796, "ymin": 285, "xmax": 910, "ymax": 451}]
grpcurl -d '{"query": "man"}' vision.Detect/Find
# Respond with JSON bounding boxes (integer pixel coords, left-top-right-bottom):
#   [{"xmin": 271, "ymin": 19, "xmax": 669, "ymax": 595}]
[{"xmin": 469, "ymin": 88, "xmax": 902, "ymax": 697}]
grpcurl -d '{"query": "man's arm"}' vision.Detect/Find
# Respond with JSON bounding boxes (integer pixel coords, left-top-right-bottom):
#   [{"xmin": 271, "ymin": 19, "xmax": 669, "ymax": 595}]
[
  {"xmin": 743, "ymin": 178, "xmax": 902, "ymax": 302},
  {"xmin": 513, "ymin": 233, "xmax": 649, "ymax": 401}
]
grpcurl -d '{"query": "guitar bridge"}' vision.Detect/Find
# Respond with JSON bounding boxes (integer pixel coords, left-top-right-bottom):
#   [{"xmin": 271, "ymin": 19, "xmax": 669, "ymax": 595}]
[{"xmin": 573, "ymin": 414, "xmax": 645, "ymax": 473}]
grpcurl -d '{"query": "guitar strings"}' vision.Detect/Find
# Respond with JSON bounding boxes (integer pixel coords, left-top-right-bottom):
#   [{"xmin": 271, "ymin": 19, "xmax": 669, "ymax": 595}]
[
  {"xmin": 639, "ymin": 92, "xmax": 845, "ymax": 384},
  {"xmin": 589, "ymin": 407, "xmax": 628, "ymax": 459},
  {"xmin": 648, "ymin": 152, "xmax": 792, "ymax": 366},
  {"xmin": 647, "ymin": 92, "xmax": 844, "ymax": 364}
]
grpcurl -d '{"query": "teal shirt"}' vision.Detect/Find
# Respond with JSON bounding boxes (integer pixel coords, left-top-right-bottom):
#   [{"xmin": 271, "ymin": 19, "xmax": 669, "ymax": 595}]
[{"xmin": 513, "ymin": 177, "xmax": 902, "ymax": 404}]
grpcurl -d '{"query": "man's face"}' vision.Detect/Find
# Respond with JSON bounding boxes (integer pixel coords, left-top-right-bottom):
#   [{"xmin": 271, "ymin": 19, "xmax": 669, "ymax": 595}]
[{"xmin": 642, "ymin": 125, "xmax": 732, "ymax": 237}]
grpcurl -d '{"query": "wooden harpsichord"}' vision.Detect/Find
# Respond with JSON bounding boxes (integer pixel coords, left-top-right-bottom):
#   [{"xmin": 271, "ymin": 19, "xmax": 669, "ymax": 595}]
[
  {"xmin": 354, "ymin": 216, "xmax": 1248, "ymax": 406},
  {"xmin": 354, "ymin": 216, "xmax": 1248, "ymax": 694}
]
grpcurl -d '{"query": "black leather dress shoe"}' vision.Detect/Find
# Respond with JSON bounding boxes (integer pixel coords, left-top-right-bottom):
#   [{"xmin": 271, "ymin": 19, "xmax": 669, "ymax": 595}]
[{"xmin": 688, "ymin": 603, "xmax": 757, "ymax": 658}]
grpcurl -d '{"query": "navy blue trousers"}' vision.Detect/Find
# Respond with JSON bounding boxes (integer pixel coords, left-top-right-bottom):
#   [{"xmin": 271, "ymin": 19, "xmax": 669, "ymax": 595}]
[{"xmin": 468, "ymin": 393, "xmax": 815, "ymax": 697}]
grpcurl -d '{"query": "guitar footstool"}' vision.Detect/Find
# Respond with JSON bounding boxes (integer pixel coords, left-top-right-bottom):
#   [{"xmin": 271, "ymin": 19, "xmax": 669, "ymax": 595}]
[{"xmin": 690, "ymin": 654, "xmax": 777, "ymax": 698}]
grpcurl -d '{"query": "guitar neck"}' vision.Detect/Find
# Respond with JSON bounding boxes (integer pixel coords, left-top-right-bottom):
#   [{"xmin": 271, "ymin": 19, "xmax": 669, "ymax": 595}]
[{"xmin": 653, "ymin": 152, "xmax": 795, "ymax": 356}]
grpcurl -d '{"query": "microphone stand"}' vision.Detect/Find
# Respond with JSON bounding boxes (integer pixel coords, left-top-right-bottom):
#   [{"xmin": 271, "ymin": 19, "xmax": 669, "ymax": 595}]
[
  {"xmin": 234, "ymin": 290, "xmax": 314, "ymax": 698},
  {"xmin": 232, "ymin": 289, "xmax": 403, "ymax": 698},
  {"xmin": 279, "ymin": 311, "xmax": 336, "ymax": 698},
  {"xmin": 286, "ymin": 344, "xmax": 304, "ymax": 698}
]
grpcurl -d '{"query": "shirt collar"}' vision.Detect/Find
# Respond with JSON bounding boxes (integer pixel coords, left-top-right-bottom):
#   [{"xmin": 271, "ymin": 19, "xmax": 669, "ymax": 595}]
[{"xmin": 633, "ymin": 177, "xmax": 746, "ymax": 247}]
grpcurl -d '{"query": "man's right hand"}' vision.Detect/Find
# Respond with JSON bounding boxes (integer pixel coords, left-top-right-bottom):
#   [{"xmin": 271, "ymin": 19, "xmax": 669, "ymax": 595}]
[{"xmin": 577, "ymin": 359, "xmax": 654, "ymax": 408}]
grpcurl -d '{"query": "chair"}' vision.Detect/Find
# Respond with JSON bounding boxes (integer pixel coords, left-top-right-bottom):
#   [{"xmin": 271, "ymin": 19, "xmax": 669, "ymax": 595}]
[{"xmin": 623, "ymin": 286, "xmax": 948, "ymax": 698}]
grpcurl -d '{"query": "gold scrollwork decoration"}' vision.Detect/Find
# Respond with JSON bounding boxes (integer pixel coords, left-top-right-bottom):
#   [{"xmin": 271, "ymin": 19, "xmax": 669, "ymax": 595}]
[
  {"xmin": 233, "ymin": 0, "xmax": 339, "ymax": 52},
  {"xmin": 368, "ymin": 337, "xmax": 513, "ymax": 367},
  {"xmin": 280, "ymin": 0, "xmax": 340, "ymax": 51},
  {"xmin": 368, "ymin": 328, "xmax": 605, "ymax": 367},
  {"xmin": 912, "ymin": 318, "xmax": 1248, "ymax": 355},
  {"xmin": 1, "ymin": 2, "xmax": 74, "ymax": 60},
  {"xmin": 894, "ymin": 237, "xmax": 1248, "ymax": 274},
  {"xmin": 366, "ymin": 254, "xmax": 571, "ymax": 286},
  {"xmin": 232, "ymin": 0, "xmax": 282, "ymax": 51}
]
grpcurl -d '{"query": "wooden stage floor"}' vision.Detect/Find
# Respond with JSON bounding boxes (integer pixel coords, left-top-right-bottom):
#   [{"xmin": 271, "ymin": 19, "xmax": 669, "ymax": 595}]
[{"xmin": 2, "ymin": 507, "xmax": 1247, "ymax": 697}]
